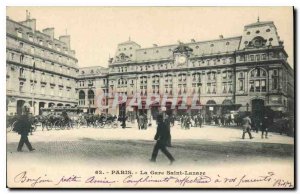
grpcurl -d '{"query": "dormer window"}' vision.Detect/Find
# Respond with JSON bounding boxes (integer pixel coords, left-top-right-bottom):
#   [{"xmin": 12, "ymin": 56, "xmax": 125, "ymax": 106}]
[
  {"xmin": 39, "ymin": 39, "xmax": 43, "ymax": 45},
  {"xmin": 246, "ymin": 31, "xmax": 250, "ymax": 35},
  {"xmin": 57, "ymin": 45, "xmax": 61, "ymax": 52},
  {"xmin": 266, "ymin": 29, "xmax": 271, "ymax": 32},
  {"xmin": 17, "ymin": 31, "xmax": 22, "ymax": 38},
  {"xmin": 28, "ymin": 35, "xmax": 33, "ymax": 42}
]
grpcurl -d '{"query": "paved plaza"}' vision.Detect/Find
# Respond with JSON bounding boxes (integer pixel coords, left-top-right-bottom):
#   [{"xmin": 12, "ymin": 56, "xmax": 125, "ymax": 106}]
[
  {"xmin": 7, "ymin": 122, "xmax": 294, "ymax": 188},
  {"xmin": 7, "ymin": 122, "xmax": 294, "ymax": 166}
]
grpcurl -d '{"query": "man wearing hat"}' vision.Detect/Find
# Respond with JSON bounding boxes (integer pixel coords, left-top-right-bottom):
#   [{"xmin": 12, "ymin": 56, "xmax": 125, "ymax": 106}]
[
  {"xmin": 261, "ymin": 116, "xmax": 269, "ymax": 139},
  {"xmin": 150, "ymin": 114, "xmax": 175, "ymax": 164},
  {"xmin": 15, "ymin": 104, "xmax": 35, "ymax": 152},
  {"xmin": 242, "ymin": 114, "xmax": 253, "ymax": 139}
]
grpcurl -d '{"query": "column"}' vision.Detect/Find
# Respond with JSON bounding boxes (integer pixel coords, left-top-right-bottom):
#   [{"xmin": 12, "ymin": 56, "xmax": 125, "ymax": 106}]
[
  {"xmin": 186, "ymin": 72, "xmax": 192, "ymax": 95},
  {"xmin": 159, "ymin": 73, "xmax": 164, "ymax": 95},
  {"xmin": 216, "ymin": 69, "xmax": 221, "ymax": 95},
  {"xmin": 34, "ymin": 101, "xmax": 39, "ymax": 116},
  {"xmin": 147, "ymin": 74, "xmax": 152, "ymax": 96},
  {"xmin": 135, "ymin": 75, "xmax": 140, "ymax": 95},
  {"xmin": 173, "ymin": 73, "xmax": 178, "ymax": 96}
]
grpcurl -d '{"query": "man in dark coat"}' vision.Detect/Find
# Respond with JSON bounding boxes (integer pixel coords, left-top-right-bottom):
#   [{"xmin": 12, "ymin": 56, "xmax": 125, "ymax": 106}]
[
  {"xmin": 164, "ymin": 114, "xmax": 172, "ymax": 147},
  {"xmin": 15, "ymin": 106, "xmax": 35, "ymax": 152},
  {"xmin": 261, "ymin": 116, "xmax": 269, "ymax": 139},
  {"xmin": 150, "ymin": 114, "xmax": 175, "ymax": 164}
]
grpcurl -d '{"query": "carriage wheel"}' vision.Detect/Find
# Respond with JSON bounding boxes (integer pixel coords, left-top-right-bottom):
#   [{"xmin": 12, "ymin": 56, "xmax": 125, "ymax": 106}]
[
  {"xmin": 112, "ymin": 122, "xmax": 118, "ymax": 129},
  {"xmin": 9, "ymin": 121, "xmax": 18, "ymax": 132},
  {"xmin": 99, "ymin": 122, "xmax": 105, "ymax": 128},
  {"xmin": 94, "ymin": 121, "xmax": 99, "ymax": 128},
  {"xmin": 47, "ymin": 122, "xmax": 53, "ymax": 131},
  {"xmin": 66, "ymin": 121, "xmax": 72, "ymax": 130},
  {"xmin": 54, "ymin": 121, "xmax": 61, "ymax": 130},
  {"xmin": 107, "ymin": 121, "xmax": 113, "ymax": 128},
  {"xmin": 61, "ymin": 121, "xmax": 66, "ymax": 130},
  {"xmin": 32, "ymin": 124, "xmax": 37, "ymax": 132}
]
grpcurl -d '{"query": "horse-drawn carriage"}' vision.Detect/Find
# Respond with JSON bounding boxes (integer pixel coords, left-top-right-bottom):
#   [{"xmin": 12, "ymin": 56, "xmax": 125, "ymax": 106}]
[
  {"xmin": 6, "ymin": 114, "xmax": 39, "ymax": 133},
  {"xmin": 40, "ymin": 107, "xmax": 83, "ymax": 130},
  {"xmin": 39, "ymin": 107, "xmax": 118, "ymax": 130}
]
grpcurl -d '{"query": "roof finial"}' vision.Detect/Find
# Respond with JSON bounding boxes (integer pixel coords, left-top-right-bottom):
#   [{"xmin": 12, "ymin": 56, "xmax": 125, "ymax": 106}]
[
  {"xmin": 65, "ymin": 29, "xmax": 68, "ymax": 35},
  {"xmin": 257, "ymin": 16, "xmax": 260, "ymax": 23}
]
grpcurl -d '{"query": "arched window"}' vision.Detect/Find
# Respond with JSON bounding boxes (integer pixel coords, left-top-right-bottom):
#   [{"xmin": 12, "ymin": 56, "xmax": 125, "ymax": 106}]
[
  {"xmin": 88, "ymin": 90, "xmax": 95, "ymax": 105},
  {"xmin": 79, "ymin": 90, "xmax": 85, "ymax": 105},
  {"xmin": 249, "ymin": 68, "xmax": 267, "ymax": 92}
]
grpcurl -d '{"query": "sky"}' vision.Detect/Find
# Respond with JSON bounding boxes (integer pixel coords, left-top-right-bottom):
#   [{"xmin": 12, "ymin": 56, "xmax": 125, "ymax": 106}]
[{"xmin": 6, "ymin": 7, "xmax": 293, "ymax": 68}]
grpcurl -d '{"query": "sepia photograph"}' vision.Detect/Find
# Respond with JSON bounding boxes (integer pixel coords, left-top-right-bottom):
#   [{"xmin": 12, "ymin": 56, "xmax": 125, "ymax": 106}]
[{"xmin": 5, "ymin": 6, "xmax": 294, "ymax": 188}]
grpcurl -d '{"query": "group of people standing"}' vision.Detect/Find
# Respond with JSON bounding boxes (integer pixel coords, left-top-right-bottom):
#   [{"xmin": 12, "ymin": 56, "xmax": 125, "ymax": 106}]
[
  {"xmin": 180, "ymin": 114, "xmax": 203, "ymax": 129},
  {"xmin": 137, "ymin": 113, "xmax": 148, "ymax": 130},
  {"xmin": 242, "ymin": 114, "xmax": 271, "ymax": 139}
]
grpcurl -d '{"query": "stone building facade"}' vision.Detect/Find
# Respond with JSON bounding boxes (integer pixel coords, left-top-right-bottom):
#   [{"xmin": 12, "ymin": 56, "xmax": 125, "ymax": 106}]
[
  {"xmin": 6, "ymin": 13, "xmax": 79, "ymax": 115},
  {"xmin": 76, "ymin": 66, "xmax": 108, "ymax": 114},
  {"xmin": 6, "ymin": 13, "xmax": 294, "ymax": 119},
  {"xmin": 104, "ymin": 19, "xmax": 294, "ymax": 118}
]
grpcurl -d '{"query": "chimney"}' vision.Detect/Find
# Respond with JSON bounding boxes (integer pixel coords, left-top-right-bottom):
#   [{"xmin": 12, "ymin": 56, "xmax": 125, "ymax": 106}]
[
  {"xmin": 20, "ymin": 11, "xmax": 36, "ymax": 32},
  {"xmin": 59, "ymin": 35, "xmax": 71, "ymax": 49},
  {"xmin": 26, "ymin": 10, "xmax": 30, "ymax": 20},
  {"xmin": 191, "ymin": 39, "xmax": 196, "ymax": 43},
  {"xmin": 219, "ymin": 35, "xmax": 224, "ymax": 39},
  {"xmin": 28, "ymin": 19, "xmax": 36, "ymax": 32},
  {"xmin": 43, "ymin": 28, "xmax": 55, "ymax": 40}
]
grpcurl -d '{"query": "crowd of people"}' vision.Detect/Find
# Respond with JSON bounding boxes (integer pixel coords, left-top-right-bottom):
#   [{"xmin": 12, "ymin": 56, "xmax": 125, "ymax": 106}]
[{"xmin": 10, "ymin": 105, "xmax": 292, "ymax": 161}]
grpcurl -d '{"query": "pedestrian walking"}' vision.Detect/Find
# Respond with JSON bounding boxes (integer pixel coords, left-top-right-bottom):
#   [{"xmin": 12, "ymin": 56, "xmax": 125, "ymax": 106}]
[
  {"xmin": 242, "ymin": 114, "xmax": 253, "ymax": 139},
  {"xmin": 199, "ymin": 114, "xmax": 203, "ymax": 128},
  {"xmin": 150, "ymin": 114, "xmax": 175, "ymax": 164},
  {"xmin": 261, "ymin": 116, "xmax": 269, "ymax": 139},
  {"xmin": 164, "ymin": 114, "xmax": 172, "ymax": 147},
  {"xmin": 14, "ymin": 106, "xmax": 35, "ymax": 152}
]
